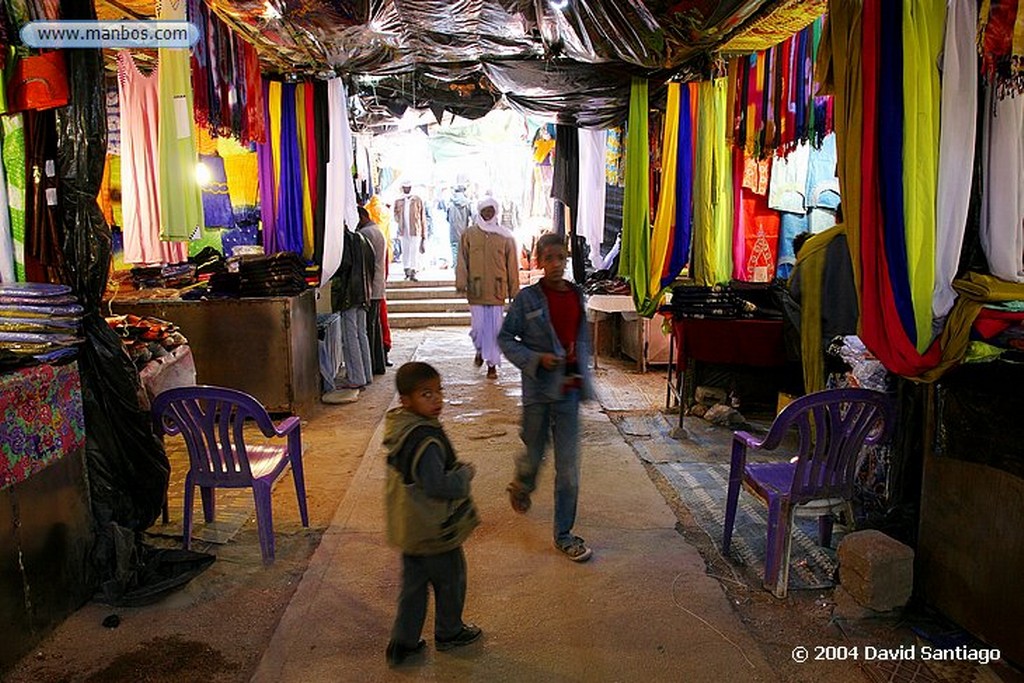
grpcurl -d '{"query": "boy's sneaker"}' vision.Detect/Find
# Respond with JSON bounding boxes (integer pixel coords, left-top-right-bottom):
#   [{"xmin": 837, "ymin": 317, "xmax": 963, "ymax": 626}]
[
  {"xmin": 506, "ymin": 482, "xmax": 531, "ymax": 514},
  {"xmin": 555, "ymin": 536, "xmax": 593, "ymax": 562},
  {"xmin": 385, "ymin": 639, "xmax": 426, "ymax": 667},
  {"xmin": 435, "ymin": 624, "xmax": 483, "ymax": 651}
]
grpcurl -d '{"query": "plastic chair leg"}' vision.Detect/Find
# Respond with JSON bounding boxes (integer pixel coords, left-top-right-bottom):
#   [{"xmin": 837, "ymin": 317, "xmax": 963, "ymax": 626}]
[
  {"xmin": 290, "ymin": 455, "xmax": 309, "ymax": 528},
  {"xmin": 722, "ymin": 473, "xmax": 742, "ymax": 554},
  {"xmin": 818, "ymin": 514, "xmax": 834, "ymax": 548},
  {"xmin": 200, "ymin": 486, "xmax": 216, "ymax": 523},
  {"xmin": 764, "ymin": 497, "xmax": 792, "ymax": 598},
  {"xmin": 182, "ymin": 477, "xmax": 195, "ymax": 551},
  {"xmin": 252, "ymin": 482, "xmax": 276, "ymax": 565}
]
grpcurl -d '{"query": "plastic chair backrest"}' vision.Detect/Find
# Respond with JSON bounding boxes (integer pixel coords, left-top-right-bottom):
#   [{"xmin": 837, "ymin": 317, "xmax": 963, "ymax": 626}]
[
  {"xmin": 152, "ymin": 385, "xmax": 277, "ymax": 485},
  {"xmin": 769, "ymin": 388, "xmax": 893, "ymax": 503}
]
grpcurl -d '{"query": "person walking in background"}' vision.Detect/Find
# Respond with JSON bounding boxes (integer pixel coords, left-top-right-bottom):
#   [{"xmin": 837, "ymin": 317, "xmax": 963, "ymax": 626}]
[
  {"xmin": 357, "ymin": 206, "xmax": 388, "ymax": 375},
  {"xmin": 446, "ymin": 185, "xmax": 473, "ymax": 269},
  {"xmin": 498, "ymin": 233, "xmax": 595, "ymax": 562},
  {"xmin": 456, "ymin": 197, "xmax": 519, "ymax": 380},
  {"xmin": 383, "ymin": 362, "xmax": 483, "ymax": 667},
  {"xmin": 393, "ymin": 181, "xmax": 426, "ymax": 281}
]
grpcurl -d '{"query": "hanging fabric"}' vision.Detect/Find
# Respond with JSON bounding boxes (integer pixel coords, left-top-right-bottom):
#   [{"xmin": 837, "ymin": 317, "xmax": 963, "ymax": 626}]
[
  {"xmin": 577, "ymin": 128, "xmax": 607, "ymax": 266},
  {"xmin": 157, "ymin": 0, "xmax": 203, "ymax": 242},
  {"xmin": 2, "ymin": 112, "xmax": 26, "ymax": 281},
  {"xmin": 301, "ymin": 82, "xmax": 317, "ymax": 258},
  {"xmin": 319, "ymin": 78, "xmax": 358, "ymax": 287},
  {"xmin": 294, "ymin": 83, "xmax": 314, "ymax": 258},
  {"xmin": 901, "ymin": 0, "xmax": 945, "ymax": 351},
  {"xmin": 932, "ymin": 0, "xmax": 978, "ymax": 319},
  {"xmin": 257, "ymin": 78, "xmax": 277, "ymax": 254},
  {"xmin": 0, "ymin": 142, "xmax": 13, "ymax": 282},
  {"xmin": 691, "ymin": 78, "xmax": 733, "ymax": 286},
  {"xmin": 662, "ymin": 83, "xmax": 696, "ymax": 289},
  {"xmin": 618, "ymin": 77, "xmax": 652, "ymax": 313},
  {"xmin": 648, "ymin": 82, "xmax": 679, "ymax": 302},
  {"xmin": 23, "ymin": 109, "xmax": 64, "ymax": 283},
  {"xmin": 116, "ymin": 51, "xmax": 188, "ymax": 266},
  {"xmin": 312, "ymin": 80, "xmax": 329, "ymax": 265},
  {"xmin": 977, "ymin": 0, "xmax": 1024, "ymax": 96},
  {"xmin": 275, "ymin": 82, "xmax": 304, "ymax": 255},
  {"xmin": 980, "ymin": 81, "xmax": 1024, "ymax": 283}
]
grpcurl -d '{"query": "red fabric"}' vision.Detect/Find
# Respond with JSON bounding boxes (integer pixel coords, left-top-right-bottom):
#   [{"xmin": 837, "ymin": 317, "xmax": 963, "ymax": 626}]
[
  {"xmin": 380, "ymin": 298, "xmax": 392, "ymax": 351},
  {"xmin": 857, "ymin": 0, "xmax": 941, "ymax": 377},
  {"xmin": 974, "ymin": 308, "xmax": 1024, "ymax": 339},
  {"xmin": 737, "ymin": 189, "xmax": 780, "ymax": 282},
  {"xmin": 668, "ymin": 316, "xmax": 785, "ymax": 371},
  {"xmin": 242, "ymin": 42, "xmax": 266, "ymax": 145},
  {"xmin": 542, "ymin": 281, "xmax": 582, "ymax": 364}
]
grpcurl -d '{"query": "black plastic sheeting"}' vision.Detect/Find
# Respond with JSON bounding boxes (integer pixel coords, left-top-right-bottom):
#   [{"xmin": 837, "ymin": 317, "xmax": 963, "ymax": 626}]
[
  {"xmin": 56, "ymin": 0, "xmax": 211, "ymax": 604},
  {"xmin": 211, "ymin": 0, "xmax": 777, "ymax": 123}
]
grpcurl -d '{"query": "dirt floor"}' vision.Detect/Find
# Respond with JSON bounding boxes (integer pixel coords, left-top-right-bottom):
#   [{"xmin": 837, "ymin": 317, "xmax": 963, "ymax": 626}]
[{"xmin": 4, "ymin": 328, "xmax": 1021, "ymax": 683}]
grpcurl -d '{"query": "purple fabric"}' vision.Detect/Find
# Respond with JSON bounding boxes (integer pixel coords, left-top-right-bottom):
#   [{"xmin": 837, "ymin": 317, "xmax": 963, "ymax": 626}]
[
  {"xmin": 257, "ymin": 79, "xmax": 277, "ymax": 254},
  {"xmin": 878, "ymin": 0, "xmax": 916, "ymax": 345},
  {"xmin": 275, "ymin": 83, "xmax": 304, "ymax": 255},
  {"xmin": 199, "ymin": 154, "xmax": 234, "ymax": 228},
  {"xmin": 664, "ymin": 83, "xmax": 693, "ymax": 288}
]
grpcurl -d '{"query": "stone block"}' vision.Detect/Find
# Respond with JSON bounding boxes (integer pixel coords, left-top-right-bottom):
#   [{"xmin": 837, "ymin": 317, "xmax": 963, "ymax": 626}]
[
  {"xmin": 695, "ymin": 385, "xmax": 726, "ymax": 406},
  {"xmin": 838, "ymin": 530, "xmax": 914, "ymax": 612}
]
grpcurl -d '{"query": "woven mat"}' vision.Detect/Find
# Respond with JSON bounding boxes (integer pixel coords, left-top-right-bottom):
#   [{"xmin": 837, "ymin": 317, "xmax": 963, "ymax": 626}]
[{"xmin": 654, "ymin": 462, "xmax": 839, "ymax": 591}]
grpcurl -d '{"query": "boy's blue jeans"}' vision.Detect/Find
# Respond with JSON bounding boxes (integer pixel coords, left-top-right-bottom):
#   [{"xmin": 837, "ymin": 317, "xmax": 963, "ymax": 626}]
[{"xmin": 514, "ymin": 389, "xmax": 581, "ymax": 547}]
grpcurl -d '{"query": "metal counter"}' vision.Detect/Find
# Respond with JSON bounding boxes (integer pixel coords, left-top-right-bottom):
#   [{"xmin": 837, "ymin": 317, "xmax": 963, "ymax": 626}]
[{"xmin": 112, "ymin": 289, "xmax": 319, "ymax": 414}]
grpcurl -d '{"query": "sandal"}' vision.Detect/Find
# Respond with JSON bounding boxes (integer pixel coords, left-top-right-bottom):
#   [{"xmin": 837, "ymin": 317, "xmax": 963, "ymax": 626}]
[{"xmin": 506, "ymin": 483, "xmax": 531, "ymax": 514}]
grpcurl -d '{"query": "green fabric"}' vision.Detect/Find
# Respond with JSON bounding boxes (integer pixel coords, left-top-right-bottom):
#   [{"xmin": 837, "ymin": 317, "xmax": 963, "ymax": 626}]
[
  {"xmin": 157, "ymin": 0, "xmax": 204, "ymax": 241},
  {"xmin": 620, "ymin": 77, "xmax": 652, "ymax": 313},
  {"xmin": 902, "ymin": 0, "xmax": 945, "ymax": 352},
  {"xmin": 963, "ymin": 342, "xmax": 1004, "ymax": 364},
  {"xmin": 187, "ymin": 226, "xmax": 224, "ymax": 258},
  {"xmin": 646, "ymin": 82, "xmax": 680, "ymax": 315},
  {"xmin": 2, "ymin": 114, "xmax": 26, "ymax": 282},
  {"xmin": 692, "ymin": 78, "xmax": 733, "ymax": 286}
]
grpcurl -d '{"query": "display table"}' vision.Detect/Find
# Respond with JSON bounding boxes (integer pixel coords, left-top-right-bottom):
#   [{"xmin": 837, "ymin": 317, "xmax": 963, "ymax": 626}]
[
  {"xmin": 662, "ymin": 315, "xmax": 786, "ymax": 433},
  {"xmin": 586, "ymin": 294, "xmax": 641, "ymax": 371},
  {"xmin": 111, "ymin": 290, "xmax": 319, "ymax": 413},
  {"xmin": 1, "ymin": 362, "xmax": 93, "ymax": 669}
]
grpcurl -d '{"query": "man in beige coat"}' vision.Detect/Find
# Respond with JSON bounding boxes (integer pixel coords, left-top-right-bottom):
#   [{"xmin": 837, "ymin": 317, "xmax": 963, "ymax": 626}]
[
  {"xmin": 393, "ymin": 182, "xmax": 427, "ymax": 281},
  {"xmin": 455, "ymin": 197, "xmax": 520, "ymax": 379}
]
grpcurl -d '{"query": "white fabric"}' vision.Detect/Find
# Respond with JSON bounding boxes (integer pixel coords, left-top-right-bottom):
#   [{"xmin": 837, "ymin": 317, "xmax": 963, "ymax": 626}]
[
  {"xmin": 577, "ymin": 128, "xmax": 608, "ymax": 256},
  {"xmin": 933, "ymin": 0, "xmax": 979, "ymax": 317},
  {"xmin": 474, "ymin": 197, "xmax": 513, "ymax": 238},
  {"xmin": 980, "ymin": 83, "xmax": 1024, "ymax": 284},
  {"xmin": 0, "ymin": 150, "xmax": 13, "ymax": 282},
  {"xmin": 469, "ymin": 304, "xmax": 505, "ymax": 367},
  {"xmin": 401, "ymin": 234, "xmax": 420, "ymax": 271},
  {"xmin": 319, "ymin": 79, "xmax": 359, "ymax": 288},
  {"xmin": 767, "ymin": 141, "xmax": 810, "ymax": 214},
  {"xmin": 403, "ymin": 193, "xmax": 411, "ymax": 233}
]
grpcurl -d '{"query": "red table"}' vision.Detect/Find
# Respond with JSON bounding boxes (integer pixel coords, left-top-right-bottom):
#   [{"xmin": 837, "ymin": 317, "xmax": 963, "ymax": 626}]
[{"xmin": 662, "ymin": 314, "xmax": 786, "ymax": 434}]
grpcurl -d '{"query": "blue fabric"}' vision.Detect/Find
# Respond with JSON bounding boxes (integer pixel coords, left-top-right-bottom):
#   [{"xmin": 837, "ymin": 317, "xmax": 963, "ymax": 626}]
[
  {"xmin": 199, "ymin": 154, "xmax": 234, "ymax": 228},
  {"xmin": 517, "ymin": 390, "xmax": 581, "ymax": 545},
  {"xmin": 276, "ymin": 83, "xmax": 305, "ymax": 255},
  {"xmin": 795, "ymin": 28, "xmax": 808, "ymax": 140},
  {"xmin": 878, "ymin": 0, "xmax": 917, "ymax": 345},
  {"xmin": 777, "ymin": 211, "xmax": 810, "ymax": 277},
  {"xmin": 664, "ymin": 83, "xmax": 693, "ymax": 288},
  {"xmin": 498, "ymin": 282, "xmax": 594, "ymax": 405}
]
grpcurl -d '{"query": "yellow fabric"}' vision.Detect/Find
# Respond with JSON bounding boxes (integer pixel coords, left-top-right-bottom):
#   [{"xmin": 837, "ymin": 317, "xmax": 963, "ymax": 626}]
[
  {"xmin": 722, "ymin": 0, "xmax": 828, "ymax": 52},
  {"xmin": 820, "ymin": 0, "xmax": 865, "ymax": 300},
  {"xmin": 649, "ymin": 82, "xmax": 680, "ymax": 299},
  {"xmin": 792, "ymin": 225, "xmax": 845, "ymax": 393},
  {"xmin": 221, "ymin": 152, "xmax": 258, "ymax": 209},
  {"xmin": 692, "ymin": 78, "xmax": 734, "ymax": 286},
  {"xmin": 295, "ymin": 83, "xmax": 314, "ymax": 259},
  {"xmin": 268, "ymin": 81, "xmax": 282, "ymax": 216},
  {"xmin": 902, "ymin": 0, "xmax": 945, "ymax": 351},
  {"xmin": 196, "ymin": 127, "xmax": 218, "ymax": 155},
  {"xmin": 917, "ymin": 272, "xmax": 1024, "ymax": 381}
]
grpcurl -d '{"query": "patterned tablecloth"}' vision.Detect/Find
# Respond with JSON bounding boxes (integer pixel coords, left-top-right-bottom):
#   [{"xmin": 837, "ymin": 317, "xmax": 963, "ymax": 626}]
[{"xmin": 0, "ymin": 361, "xmax": 85, "ymax": 490}]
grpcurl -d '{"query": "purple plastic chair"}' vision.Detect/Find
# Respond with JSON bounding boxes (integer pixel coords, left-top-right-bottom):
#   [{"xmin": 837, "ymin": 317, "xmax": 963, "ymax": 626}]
[
  {"xmin": 722, "ymin": 388, "xmax": 894, "ymax": 598},
  {"xmin": 151, "ymin": 385, "xmax": 309, "ymax": 565}
]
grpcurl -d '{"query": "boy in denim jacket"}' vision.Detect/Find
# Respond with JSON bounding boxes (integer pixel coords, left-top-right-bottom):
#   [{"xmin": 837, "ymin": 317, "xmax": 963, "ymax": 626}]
[{"xmin": 498, "ymin": 234, "xmax": 596, "ymax": 562}]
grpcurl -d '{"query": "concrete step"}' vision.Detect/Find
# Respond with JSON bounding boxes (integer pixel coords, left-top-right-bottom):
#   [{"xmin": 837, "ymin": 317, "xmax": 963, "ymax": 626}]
[
  {"xmin": 386, "ymin": 298, "xmax": 470, "ymax": 314},
  {"xmin": 385, "ymin": 278, "xmax": 453, "ymax": 289},
  {"xmin": 388, "ymin": 312, "xmax": 471, "ymax": 328},
  {"xmin": 387, "ymin": 285, "xmax": 459, "ymax": 301}
]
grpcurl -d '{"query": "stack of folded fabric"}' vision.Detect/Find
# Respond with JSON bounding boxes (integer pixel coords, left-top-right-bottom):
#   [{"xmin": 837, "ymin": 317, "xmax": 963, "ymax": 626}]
[
  {"xmin": 238, "ymin": 252, "xmax": 309, "ymax": 297},
  {"xmin": 667, "ymin": 284, "xmax": 754, "ymax": 319},
  {"xmin": 0, "ymin": 283, "xmax": 84, "ymax": 365}
]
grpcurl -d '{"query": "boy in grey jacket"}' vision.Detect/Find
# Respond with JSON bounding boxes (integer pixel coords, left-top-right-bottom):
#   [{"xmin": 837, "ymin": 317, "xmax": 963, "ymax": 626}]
[{"xmin": 383, "ymin": 362, "xmax": 482, "ymax": 666}]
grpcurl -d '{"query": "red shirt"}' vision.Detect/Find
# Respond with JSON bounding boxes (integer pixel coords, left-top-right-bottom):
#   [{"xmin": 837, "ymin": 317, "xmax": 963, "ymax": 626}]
[{"xmin": 541, "ymin": 280, "xmax": 581, "ymax": 367}]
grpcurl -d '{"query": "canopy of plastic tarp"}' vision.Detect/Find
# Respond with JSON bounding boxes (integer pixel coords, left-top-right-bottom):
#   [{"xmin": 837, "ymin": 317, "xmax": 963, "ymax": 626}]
[{"xmin": 187, "ymin": 0, "xmax": 791, "ymax": 125}]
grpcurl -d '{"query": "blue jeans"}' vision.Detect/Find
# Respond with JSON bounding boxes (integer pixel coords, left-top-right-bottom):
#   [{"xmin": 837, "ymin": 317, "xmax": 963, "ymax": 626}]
[{"xmin": 514, "ymin": 389, "xmax": 581, "ymax": 546}]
